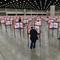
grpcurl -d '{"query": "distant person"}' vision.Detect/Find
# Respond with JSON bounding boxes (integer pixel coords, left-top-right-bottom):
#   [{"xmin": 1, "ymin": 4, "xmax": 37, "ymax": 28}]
[
  {"xmin": 19, "ymin": 17, "xmax": 21, "ymax": 23},
  {"xmin": 18, "ymin": 17, "xmax": 22, "ymax": 30},
  {"xmin": 30, "ymin": 27, "xmax": 38, "ymax": 49}
]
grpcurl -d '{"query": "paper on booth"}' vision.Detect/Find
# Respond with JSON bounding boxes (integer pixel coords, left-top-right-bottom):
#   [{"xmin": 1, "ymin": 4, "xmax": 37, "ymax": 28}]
[
  {"xmin": 49, "ymin": 22, "xmax": 58, "ymax": 29},
  {"xmin": 35, "ymin": 26, "xmax": 40, "ymax": 33},
  {"xmin": 35, "ymin": 21, "xmax": 41, "ymax": 26},
  {"xmin": 53, "ymin": 23, "xmax": 58, "ymax": 28},
  {"xmin": 49, "ymin": 23, "xmax": 54, "ymax": 28},
  {"xmin": 14, "ymin": 22, "xmax": 23, "ymax": 29},
  {"xmin": 6, "ymin": 21, "xmax": 11, "ymax": 25}
]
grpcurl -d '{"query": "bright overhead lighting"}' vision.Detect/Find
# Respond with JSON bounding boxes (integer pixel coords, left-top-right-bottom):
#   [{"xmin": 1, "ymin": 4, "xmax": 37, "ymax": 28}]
[
  {"xmin": 44, "ymin": 0, "xmax": 47, "ymax": 9},
  {"xmin": 40, "ymin": 1, "xmax": 42, "ymax": 9},
  {"xmin": 34, "ymin": 1, "xmax": 36, "ymax": 2},
  {"xmin": 5, "ymin": 0, "xmax": 6, "ymax": 1},
  {"xmin": 20, "ymin": 2, "xmax": 21, "ymax": 3},
  {"xmin": 46, "ymin": 1, "xmax": 52, "ymax": 10},
  {"xmin": 56, "ymin": 0, "xmax": 58, "ymax": 2},
  {"xmin": 23, "ymin": 1, "xmax": 25, "ymax": 2},
  {"xmin": 28, "ymin": 0, "xmax": 29, "ymax": 1},
  {"xmin": 16, "ymin": 0, "xmax": 18, "ymax": 1}
]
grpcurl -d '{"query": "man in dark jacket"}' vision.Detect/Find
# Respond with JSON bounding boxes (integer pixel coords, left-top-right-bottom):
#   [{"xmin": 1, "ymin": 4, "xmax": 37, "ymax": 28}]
[{"xmin": 30, "ymin": 27, "xmax": 38, "ymax": 49}]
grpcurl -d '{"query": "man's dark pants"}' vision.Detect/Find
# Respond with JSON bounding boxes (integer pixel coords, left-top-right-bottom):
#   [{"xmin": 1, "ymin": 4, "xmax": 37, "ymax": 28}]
[{"xmin": 30, "ymin": 39, "xmax": 36, "ymax": 49}]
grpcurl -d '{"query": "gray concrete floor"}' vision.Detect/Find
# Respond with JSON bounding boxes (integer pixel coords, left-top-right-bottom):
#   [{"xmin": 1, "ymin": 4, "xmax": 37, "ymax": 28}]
[{"xmin": 0, "ymin": 21, "xmax": 60, "ymax": 60}]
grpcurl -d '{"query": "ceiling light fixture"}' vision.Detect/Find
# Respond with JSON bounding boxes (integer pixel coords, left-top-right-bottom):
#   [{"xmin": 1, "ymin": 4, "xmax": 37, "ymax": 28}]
[
  {"xmin": 16, "ymin": 0, "xmax": 18, "ymax": 1},
  {"xmin": 5, "ymin": 0, "xmax": 6, "ymax": 1}
]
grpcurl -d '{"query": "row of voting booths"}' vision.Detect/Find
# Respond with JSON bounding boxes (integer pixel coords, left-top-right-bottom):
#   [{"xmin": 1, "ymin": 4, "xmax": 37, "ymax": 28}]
[{"xmin": 0, "ymin": 15, "xmax": 60, "ymax": 38}]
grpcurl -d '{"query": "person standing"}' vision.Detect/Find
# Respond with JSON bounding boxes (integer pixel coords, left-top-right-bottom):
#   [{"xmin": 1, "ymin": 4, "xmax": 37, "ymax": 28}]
[
  {"xmin": 30, "ymin": 27, "xmax": 38, "ymax": 49},
  {"xmin": 19, "ymin": 17, "xmax": 21, "ymax": 22}
]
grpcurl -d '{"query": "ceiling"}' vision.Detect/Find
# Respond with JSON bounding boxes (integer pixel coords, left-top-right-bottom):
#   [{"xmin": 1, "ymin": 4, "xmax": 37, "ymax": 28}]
[{"xmin": 0, "ymin": 0, "xmax": 60, "ymax": 10}]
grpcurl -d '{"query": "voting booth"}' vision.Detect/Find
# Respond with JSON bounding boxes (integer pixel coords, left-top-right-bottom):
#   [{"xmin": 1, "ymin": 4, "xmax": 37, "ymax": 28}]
[
  {"xmin": 34, "ymin": 26, "xmax": 40, "ymax": 33},
  {"xmin": 23, "ymin": 17, "xmax": 28, "ymax": 24},
  {"xmin": 12, "ymin": 16, "xmax": 23, "ymax": 29},
  {"xmin": 14, "ymin": 22, "xmax": 23, "ymax": 29},
  {"xmin": 1, "ymin": 16, "xmax": 5, "ymax": 24},
  {"xmin": 48, "ymin": 18, "xmax": 58, "ymax": 29},
  {"xmin": 27, "ymin": 21, "xmax": 32, "ymax": 34},
  {"xmin": 34, "ymin": 17, "xmax": 42, "ymax": 34},
  {"xmin": 49, "ymin": 22, "xmax": 58, "ymax": 29},
  {"xmin": 5, "ymin": 16, "xmax": 12, "ymax": 26}
]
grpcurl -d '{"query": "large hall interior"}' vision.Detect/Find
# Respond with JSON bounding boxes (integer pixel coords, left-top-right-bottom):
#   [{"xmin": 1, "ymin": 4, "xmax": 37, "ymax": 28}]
[{"xmin": 0, "ymin": 0, "xmax": 60, "ymax": 60}]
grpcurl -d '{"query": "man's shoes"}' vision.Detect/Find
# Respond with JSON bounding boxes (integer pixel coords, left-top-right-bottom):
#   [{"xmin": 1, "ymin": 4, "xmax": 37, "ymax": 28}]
[
  {"xmin": 30, "ymin": 46, "xmax": 32, "ymax": 49},
  {"xmin": 33, "ymin": 45, "xmax": 35, "ymax": 48}
]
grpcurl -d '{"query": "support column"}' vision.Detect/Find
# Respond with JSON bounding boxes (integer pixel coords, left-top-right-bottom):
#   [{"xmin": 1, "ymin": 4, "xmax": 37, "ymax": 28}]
[
  {"xmin": 50, "ymin": 5, "xmax": 55, "ymax": 17},
  {"xmin": 24, "ymin": 9, "xmax": 26, "ymax": 19}
]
